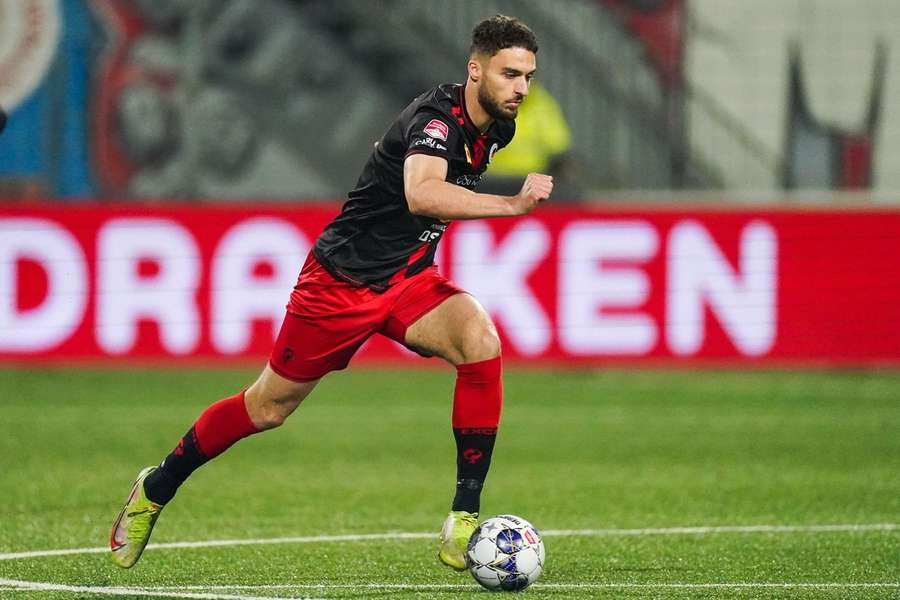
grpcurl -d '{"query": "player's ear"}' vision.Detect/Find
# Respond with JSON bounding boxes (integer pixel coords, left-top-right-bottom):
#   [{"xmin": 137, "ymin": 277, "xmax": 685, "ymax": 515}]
[{"xmin": 467, "ymin": 56, "xmax": 482, "ymax": 83}]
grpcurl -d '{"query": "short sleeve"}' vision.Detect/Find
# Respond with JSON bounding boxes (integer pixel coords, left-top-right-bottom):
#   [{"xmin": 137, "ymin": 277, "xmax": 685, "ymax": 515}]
[{"xmin": 404, "ymin": 111, "xmax": 457, "ymax": 161}]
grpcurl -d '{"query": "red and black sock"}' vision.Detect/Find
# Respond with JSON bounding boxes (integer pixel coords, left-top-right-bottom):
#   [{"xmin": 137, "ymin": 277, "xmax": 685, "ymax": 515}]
[
  {"xmin": 451, "ymin": 356, "xmax": 502, "ymax": 514},
  {"xmin": 143, "ymin": 391, "xmax": 258, "ymax": 505}
]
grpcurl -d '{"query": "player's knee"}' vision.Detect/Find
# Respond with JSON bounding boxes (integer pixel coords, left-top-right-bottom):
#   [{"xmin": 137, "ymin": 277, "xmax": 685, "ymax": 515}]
[
  {"xmin": 246, "ymin": 367, "xmax": 316, "ymax": 430},
  {"xmin": 252, "ymin": 398, "xmax": 292, "ymax": 430},
  {"xmin": 245, "ymin": 389, "xmax": 300, "ymax": 431},
  {"xmin": 460, "ymin": 324, "xmax": 502, "ymax": 364}
]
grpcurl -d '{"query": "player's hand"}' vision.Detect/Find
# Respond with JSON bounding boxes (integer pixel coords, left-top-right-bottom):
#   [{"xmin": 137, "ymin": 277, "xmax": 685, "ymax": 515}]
[{"xmin": 511, "ymin": 173, "xmax": 553, "ymax": 215}]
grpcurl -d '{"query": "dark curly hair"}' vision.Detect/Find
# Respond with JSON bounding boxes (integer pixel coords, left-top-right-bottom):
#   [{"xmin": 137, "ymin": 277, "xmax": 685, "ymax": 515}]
[{"xmin": 470, "ymin": 15, "xmax": 538, "ymax": 57}]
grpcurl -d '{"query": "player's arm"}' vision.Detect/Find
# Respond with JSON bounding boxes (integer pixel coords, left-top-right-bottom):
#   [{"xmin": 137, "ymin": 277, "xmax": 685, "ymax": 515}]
[{"xmin": 404, "ymin": 154, "xmax": 552, "ymax": 221}]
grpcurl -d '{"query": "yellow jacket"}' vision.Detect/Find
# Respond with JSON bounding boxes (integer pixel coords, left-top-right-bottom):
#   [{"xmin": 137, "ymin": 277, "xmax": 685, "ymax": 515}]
[{"xmin": 489, "ymin": 82, "xmax": 572, "ymax": 176}]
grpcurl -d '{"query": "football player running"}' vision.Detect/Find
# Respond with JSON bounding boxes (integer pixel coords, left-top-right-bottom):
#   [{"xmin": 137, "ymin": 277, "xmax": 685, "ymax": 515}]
[{"xmin": 111, "ymin": 14, "xmax": 552, "ymax": 572}]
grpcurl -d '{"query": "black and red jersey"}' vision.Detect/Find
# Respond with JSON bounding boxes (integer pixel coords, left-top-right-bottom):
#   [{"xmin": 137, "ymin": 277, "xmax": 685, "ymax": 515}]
[{"xmin": 312, "ymin": 83, "xmax": 515, "ymax": 292}]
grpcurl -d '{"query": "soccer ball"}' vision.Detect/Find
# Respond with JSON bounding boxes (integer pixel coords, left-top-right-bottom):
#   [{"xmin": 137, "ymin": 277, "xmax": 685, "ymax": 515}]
[{"xmin": 466, "ymin": 514, "xmax": 545, "ymax": 591}]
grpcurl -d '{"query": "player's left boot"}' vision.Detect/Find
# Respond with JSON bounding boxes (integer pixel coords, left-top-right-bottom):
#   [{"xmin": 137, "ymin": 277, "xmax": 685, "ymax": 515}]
[
  {"xmin": 438, "ymin": 510, "xmax": 478, "ymax": 570},
  {"xmin": 110, "ymin": 466, "xmax": 164, "ymax": 568}
]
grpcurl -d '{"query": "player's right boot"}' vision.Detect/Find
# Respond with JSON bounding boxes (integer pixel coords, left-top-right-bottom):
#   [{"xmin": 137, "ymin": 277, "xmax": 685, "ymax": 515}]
[
  {"xmin": 438, "ymin": 510, "xmax": 478, "ymax": 570},
  {"xmin": 110, "ymin": 466, "xmax": 164, "ymax": 568}
]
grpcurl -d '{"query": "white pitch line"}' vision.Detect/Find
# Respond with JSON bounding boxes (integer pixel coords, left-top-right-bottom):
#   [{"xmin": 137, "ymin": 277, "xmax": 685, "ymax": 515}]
[
  {"xmin": 32, "ymin": 582, "xmax": 900, "ymax": 594},
  {"xmin": 137, "ymin": 582, "xmax": 900, "ymax": 591},
  {"xmin": 542, "ymin": 523, "xmax": 900, "ymax": 537},
  {"xmin": 0, "ymin": 532, "xmax": 432, "ymax": 561},
  {"xmin": 0, "ymin": 578, "xmax": 321, "ymax": 600},
  {"xmin": 0, "ymin": 523, "xmax": 895, "ymax": 562}
]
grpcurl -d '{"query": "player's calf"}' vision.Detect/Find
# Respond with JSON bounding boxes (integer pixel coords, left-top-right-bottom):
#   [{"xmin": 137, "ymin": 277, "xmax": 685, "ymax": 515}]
[
  {"xmin": 451, "ymin": 356, "xmax": 502, "ymax": 511},
  {"xmin": 439, "ymin": 355, "xmax": 503, "ymax": 569},
  {"xmin": 140, "ymin": 390, "xmax": 259, "ymax": 506}
]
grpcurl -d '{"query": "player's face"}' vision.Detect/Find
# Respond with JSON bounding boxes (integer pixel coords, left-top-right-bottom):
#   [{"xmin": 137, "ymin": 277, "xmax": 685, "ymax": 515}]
[{"xmin": 477, "ymin": 47, "xmax": 536, "ymax": 120}]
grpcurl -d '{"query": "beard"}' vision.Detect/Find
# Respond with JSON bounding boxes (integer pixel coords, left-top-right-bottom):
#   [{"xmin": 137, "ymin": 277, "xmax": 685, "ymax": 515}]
[{"xmin": 478, "ymin": 84, "xmax": 519, "ymax": 120}]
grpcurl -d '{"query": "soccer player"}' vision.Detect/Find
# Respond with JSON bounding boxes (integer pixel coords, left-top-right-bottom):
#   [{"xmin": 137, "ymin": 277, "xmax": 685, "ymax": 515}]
[{"xmin": 110, "ymin": 14, "xmax": 552, "ymax": 572}]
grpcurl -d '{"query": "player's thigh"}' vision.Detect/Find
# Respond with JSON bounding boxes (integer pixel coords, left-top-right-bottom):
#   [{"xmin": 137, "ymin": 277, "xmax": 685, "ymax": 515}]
[
  {"xmin": 245, "ymin": 364, "xmax": 319, "ymax": 430},
  {"xmin": 404, "ymin": 293, "xmax": 500, "ymax": 365}
]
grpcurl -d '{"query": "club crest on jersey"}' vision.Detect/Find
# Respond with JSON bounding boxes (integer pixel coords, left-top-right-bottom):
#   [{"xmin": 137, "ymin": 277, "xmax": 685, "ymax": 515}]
[{"xmin": 423, "ymin": 119, "xmax": 449, "ymax": 141}]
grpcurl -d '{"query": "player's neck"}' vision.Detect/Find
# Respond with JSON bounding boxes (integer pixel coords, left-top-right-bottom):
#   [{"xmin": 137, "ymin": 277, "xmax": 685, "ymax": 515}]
[{"xmin": 464, "ymin": 82, "xmax": 493, "ymax": 133}]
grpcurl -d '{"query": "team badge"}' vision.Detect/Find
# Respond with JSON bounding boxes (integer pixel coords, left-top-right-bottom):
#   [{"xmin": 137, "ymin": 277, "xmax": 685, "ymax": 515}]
[
  {"xmin": 488, "ymin": 143, "xmax": 499, "ymax": 163},
  {"xmin": 423, "ymin": 119, "xmax": 449, "ymax": 141}
]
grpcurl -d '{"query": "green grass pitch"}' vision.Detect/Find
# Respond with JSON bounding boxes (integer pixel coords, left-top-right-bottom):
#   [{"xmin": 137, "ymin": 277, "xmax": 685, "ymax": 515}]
[{"xmin": 1, "ymin": 366, "xmax": 898, "ymax": 599}]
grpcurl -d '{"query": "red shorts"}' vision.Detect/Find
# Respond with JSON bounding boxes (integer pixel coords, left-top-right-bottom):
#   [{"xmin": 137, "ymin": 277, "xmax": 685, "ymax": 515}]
[{"xmin": 269, "ymin": 253, "xmax": 464, "ymax": 382}]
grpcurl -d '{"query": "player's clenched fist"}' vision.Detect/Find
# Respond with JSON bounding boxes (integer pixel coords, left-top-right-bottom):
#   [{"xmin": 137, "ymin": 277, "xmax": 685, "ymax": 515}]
[{"xmin": 512, "ymin": 173, "xmax": 553, "ymax": 215}]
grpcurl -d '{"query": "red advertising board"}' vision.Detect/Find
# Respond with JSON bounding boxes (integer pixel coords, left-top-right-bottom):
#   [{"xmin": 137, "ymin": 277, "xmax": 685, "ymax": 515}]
[{"xmin": 2, "ymin": 203, "xmax": 899, "ymax": 366}]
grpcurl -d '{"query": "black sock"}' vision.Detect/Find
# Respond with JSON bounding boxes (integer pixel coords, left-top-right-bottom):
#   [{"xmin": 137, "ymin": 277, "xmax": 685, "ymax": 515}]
[
  {"xmin": 451, "ymin": 427, "xmax": 497, "ymax": 513},
  {"xmin": 143, "ymin": 427, "xmax": 209, "ymax": 505}
]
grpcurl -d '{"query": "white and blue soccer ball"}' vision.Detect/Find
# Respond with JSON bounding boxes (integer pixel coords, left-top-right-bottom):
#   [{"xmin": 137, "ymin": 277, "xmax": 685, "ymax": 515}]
[{"xmin": 466, "ymin": 514, "xmax": 545, "ymax": 592}]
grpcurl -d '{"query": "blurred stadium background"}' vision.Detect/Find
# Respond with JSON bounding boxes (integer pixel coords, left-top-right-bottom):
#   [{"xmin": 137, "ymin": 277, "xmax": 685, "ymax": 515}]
[
  {"xmin": 4, "ymin": 0, "xmax": 900, "ymax": 201},
  {"xmin": 1, "ymin": 1, "xmax": 899, "ymax": 598}
]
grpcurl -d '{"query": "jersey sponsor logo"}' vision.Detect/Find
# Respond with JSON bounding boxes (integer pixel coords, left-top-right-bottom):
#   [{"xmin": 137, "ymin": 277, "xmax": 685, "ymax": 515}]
[
  {"xmin": 417, "ymin": 223, "xmax": 446, "ymax": 242},
  {"xmin": 455, "ymin": 174, "xmax": 482, "ymax": 187},
  {"xmin": 488, "ymin": 143, "xmax": 499, "ymax": 163},
  {"xmin": 412, "ymin": 137, "xmax": 447, "ymax": 151},
  {"xmin": 423, "ymin": 118, "xmax": 449, "ymax": 141}
]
